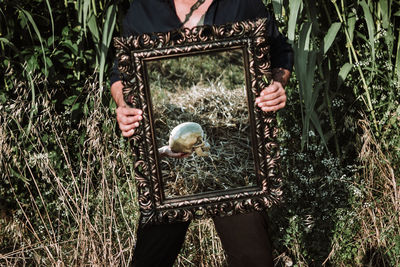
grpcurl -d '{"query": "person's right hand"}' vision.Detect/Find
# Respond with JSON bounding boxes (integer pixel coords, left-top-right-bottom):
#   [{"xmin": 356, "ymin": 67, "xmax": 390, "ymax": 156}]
[{"xmin": 116, "ymin": 105, "xmax": 143, "ymax": 137}]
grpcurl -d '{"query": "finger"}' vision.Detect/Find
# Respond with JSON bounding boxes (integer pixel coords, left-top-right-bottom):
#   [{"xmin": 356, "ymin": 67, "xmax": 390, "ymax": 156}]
[
  {"xmin": 117, "ymin": 106, "xmax": 143, "ymax": 116},
  {"xmin": 122, "ymin": 128, "xmax": 135, "ymax": 137},
  {"xmin": 261, "ymin": 101, "xmax": 286, "ymax": 112},
  {"xmin": 260, "ymin": 83, "xmax": 280, "ymax": 96},
  {"xmin": 256, "ymin": 90, "xmax": 282, "ymax": 102},
  {"xmin": 118, "ymin": 114, "xmax": 143, "ymax": 125},
  {"xmin": 258, "ymin": 95, "xmax": 287, "ymax": 107},
  {"xmin": 119, "ymin": 121, "xmax": 139, "ymax": 132},
  {"xmin": 256, "ymin": 86, "xmax": 280, "ymax": 104}
]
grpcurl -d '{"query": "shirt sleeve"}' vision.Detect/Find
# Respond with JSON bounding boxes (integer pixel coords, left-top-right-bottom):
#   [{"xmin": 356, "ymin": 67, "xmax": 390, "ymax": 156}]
[
  {"xmin": 109, "ymin": 2, "xmax": 140, "ymax": 86},
  {"xmin": 109, "ymin": 0, "xmax": 180, "ymax": 86},
  {"xmin": 267, "ymin": 11, "xmax": 294, "ymax": 72},
  {"xmin": 110, "ymin": 58, "xmax": 121, "ymax": 86}
]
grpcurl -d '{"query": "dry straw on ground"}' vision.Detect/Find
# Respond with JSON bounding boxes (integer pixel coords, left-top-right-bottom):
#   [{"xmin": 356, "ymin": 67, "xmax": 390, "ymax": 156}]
[
  {"xmin": 152, "ymin": 81, "xmax": 256, "ymax": 198},
  {"xmin": 355, "ymin": 119, "xmax": 400, "ymax": 266}
]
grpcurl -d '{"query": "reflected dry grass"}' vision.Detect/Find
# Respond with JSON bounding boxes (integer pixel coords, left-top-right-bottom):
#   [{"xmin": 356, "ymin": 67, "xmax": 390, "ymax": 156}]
[{"xmin": 151, "ymin": 81, "xmax": 256, "ymax": 198}]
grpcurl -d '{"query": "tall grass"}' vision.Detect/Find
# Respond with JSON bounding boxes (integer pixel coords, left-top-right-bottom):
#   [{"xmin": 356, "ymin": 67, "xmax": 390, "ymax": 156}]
[
  {"xmin": 327, "ymin": 119, "xmax": 400, "ymax": 266},
  {"xmin": 0, "ymin": 77, "xmax": 138, "ymax": 266},
  {"xmin": 268, "ymin": 0, "xmax": 400, "ymax": 265},
  {"xmin": 274, "ymin": 0, "xmax": 400, "ymax": 151}
]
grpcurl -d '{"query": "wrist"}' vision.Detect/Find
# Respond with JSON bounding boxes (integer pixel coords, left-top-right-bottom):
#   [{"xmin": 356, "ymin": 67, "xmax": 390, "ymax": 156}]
[
  {"xmin": 111, "ymin": 81, "xmax": 126, "ymax": 107},
  {"xmin": 272, "ymin": 68, "xmax": 290, "ymax": 87}
]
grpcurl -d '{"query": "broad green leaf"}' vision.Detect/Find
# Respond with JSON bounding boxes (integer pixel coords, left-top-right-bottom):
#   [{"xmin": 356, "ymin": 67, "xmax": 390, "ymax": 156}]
[
  {"xmin": 299, "ymin": 22, "xmax": 312, "ymax": 52},
  {"xmin": 62, "ymin": 40, "xmax": 79, "ymax": 55},
  {"xmin": 83, "ymin": 0, "xmax": 91, "ymax": 34},
  {"xmin": 323, "ymin": 22, "xmax": 341, "ymax": 54},
  {"xmin": 379, "ymin": 0, "xmax": 389, "ymax": 29},
  {"xmin": 288, "ymin": 0, "xmax": 302, "ymax": 43},
  {"xmin": 62, "ymin": 95, "xmax": 78, "ymax": 106},
  {"xmin": 47, "ymin": 36, "xmax": 55, "ymax": 47},
  {"xmin": 87, "ymin": 14, "xmax": 100, "ymax": 43},
  {"xmin": 311, "ymin": 110, "xmax": 327, "ymax": 149},
  {"xmin": 88, "ymin": 13, "xmax": 100, "ymax": 64},
  {"xmin": 305, "ymin": 50, "xmax": 316, "ymax": 104},
  {"xmin": 303, "ymin": 51, "xmax": 317, "ymax": 130},
  {"xmin": 272, "ymin": 0, "xmax": 283, "ymax": 17},
  {"xmin": 62, "ymin": 26, "xmax": 70, "ymax": 37},
  {"xmin": 360, "ymin": 0, "xmax": 376, "ymax": 62},
  {"xmin": 27, "ymin": 55, "xmax": 39, "ymax": 73},
  {"xmin": 71, "ymin": 103, "xmax": 81, "ymax": 112},
  {"xmin": 337, "ymin": 63, "xmax": 353, "ymax": 90},
  {"xmin": 347, "ymin": 12, "xmax": 356, "ymax": 43}
]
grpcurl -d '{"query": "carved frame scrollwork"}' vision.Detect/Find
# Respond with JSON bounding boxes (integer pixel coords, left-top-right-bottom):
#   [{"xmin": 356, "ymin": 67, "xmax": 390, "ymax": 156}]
[{"xmin": 114, "ymin": 18, "xmax": 281, "ymax": 225}]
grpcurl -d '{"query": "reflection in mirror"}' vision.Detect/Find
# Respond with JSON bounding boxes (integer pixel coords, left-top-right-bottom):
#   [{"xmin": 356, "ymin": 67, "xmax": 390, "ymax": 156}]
[{"xmin": 146, "ymin": 48, "xmax": 257, "ymax": 199}]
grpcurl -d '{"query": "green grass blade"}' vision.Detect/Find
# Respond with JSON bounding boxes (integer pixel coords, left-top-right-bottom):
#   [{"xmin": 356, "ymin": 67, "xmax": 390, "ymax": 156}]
[
  {"xmin": 288, "ymin": 0, "xmax": 302, "ymax": 43},
  {"xmin": 87, "ymin": 14, "xmax": 100, "ymax": 43},
  {"xmin": 294, "ymin": 22, "xmax": 315, "ymax": 149},
  {"xmin": 272, "ymin": 0, "xmax": 283, "ymax": 17},
  {"xmin": 379, "ymin": 0, "xmax": 389, "ymax": 29},
  {"xmin": 347, "ymin": 11, "xmax": 356, "ymax": 43},
  {"xmin": 310, "ymin": 110, "xmax": 327, "ymax": 149},
  {"xmin": 19, "ymin": 8, "xmax": 47, "ymax": 76},
  {"xmin": 91, "ymin": 0, "xmax": 98, "ymax": 16},
  {"xmin": 323, "ymin": 22, "xmax": 341, "ymax": 54},
  {"xmin": 395, "ymin": 30, "xmax": 400, "ymax": 81},
  {"xmin": 298, "ymin": 22, "xmax": 313, "ymax": 100},
  {"xmin": 360, "ymin": 0, "xmax": 376, "ymax": 63},
  {"xmin": 26, "ymin": 72, "xmax": 36, "ymax": 135},
  {"xmin": 303, "ymin": 50, "xmax": 317, "ymax": 132},
  {"xmin": 87, "ymin": 13, "xmax": 100, "ymax": 64},
  {"xmin": 83, "ymin": 0, "xmax": 91, "ymax": 34},
  {"xmin": 337, "ymin": 63, "xmax": 353, "ymax": 90},
  {"xmin": 99, "ymin": 4, "xmax": 117, "ymax": 92},
  {"xmin": 45, "ymin": 0, "xmax": 54, "ymax": 48},
  {"xmin": 293, "ymin": 22, "xmax": 313, "ymax": 135}
]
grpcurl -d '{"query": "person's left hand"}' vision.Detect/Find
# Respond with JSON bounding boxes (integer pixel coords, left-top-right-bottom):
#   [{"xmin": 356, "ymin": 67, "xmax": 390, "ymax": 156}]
[{"xmin": 255, "ymin": 81, "xmax": 287, "ymax": 112}]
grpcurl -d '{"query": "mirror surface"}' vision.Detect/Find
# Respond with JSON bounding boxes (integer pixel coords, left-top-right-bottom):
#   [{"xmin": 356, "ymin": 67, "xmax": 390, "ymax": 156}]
[{"xmin": 145, "ymin": 48, "xmax": 257, "ymax": 199}]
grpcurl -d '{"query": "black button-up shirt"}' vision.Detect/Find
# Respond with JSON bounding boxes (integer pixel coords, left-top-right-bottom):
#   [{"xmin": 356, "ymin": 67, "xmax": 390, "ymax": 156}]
[{"xmin": 110, "ymin": 0, "xmax": 293, "ymax": 85}]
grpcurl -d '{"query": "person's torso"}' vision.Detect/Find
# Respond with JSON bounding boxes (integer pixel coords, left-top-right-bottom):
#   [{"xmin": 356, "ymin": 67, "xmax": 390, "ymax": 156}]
[{"xmin": 123, "ymin": 0, "xmax": 270, "ymax": 36}]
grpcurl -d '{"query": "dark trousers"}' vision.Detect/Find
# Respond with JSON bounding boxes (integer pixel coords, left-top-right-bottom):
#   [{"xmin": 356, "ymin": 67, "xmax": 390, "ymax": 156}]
[{"xmin": 131, "ymin": 211, "xmax": 274, "ymax": 267}]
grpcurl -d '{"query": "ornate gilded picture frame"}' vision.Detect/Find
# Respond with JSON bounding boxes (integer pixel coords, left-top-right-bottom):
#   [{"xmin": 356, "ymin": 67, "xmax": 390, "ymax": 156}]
[{"xmin": 114, "ymin": 18, "xmax": 281, "ymax": 225}]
